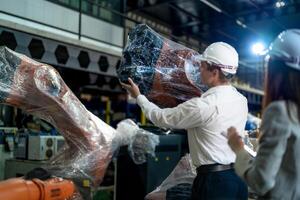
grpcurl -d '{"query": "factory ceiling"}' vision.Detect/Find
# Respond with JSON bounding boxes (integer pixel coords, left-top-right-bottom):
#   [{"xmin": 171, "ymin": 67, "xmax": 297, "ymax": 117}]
[{"xmin": 126, "ymin": 0, "xmax": 300, "ymax": 56}]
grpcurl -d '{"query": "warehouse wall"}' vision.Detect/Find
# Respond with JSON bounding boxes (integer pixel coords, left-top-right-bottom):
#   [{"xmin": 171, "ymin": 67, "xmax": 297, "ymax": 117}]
[{"xmin": 0, "ymin": 0, "xmax": 124, "ymax": 48}]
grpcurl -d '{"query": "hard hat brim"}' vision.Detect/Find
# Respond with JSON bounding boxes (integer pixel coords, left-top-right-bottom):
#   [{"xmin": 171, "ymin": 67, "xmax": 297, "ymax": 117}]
[
  {"xmin": 264, "ymin": 49, "xmax": 300, "ymax": 71},
  {"xmin": 198, "ymin": 55, "xmax": 237, "ymax": 74}
]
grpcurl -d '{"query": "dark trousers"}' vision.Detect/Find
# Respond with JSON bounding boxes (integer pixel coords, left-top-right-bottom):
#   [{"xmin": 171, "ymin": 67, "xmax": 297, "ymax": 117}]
[{"xmin": 191, "ymin": 169, "xmax": 248, "ymax": 200}]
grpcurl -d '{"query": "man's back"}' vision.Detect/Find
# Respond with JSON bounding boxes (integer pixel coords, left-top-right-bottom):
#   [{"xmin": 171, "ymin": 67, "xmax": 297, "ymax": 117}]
[{"xmin": 187, "ymin": 85, "xmax": 248, "ymax": 167}]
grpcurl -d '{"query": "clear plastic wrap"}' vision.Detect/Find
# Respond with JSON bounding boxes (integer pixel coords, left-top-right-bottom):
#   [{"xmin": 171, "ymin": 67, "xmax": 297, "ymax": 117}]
[
  {"xmin": 116, "ymin": 119, "xmax": 160, "ymax": 164},
  {"xmin": 0, "ymin": 46, "xmax": 159, "ymax": 199},
  {"xmin": 118, "ymin": 24, "xmax": 205, "ymax": 108},
  {"xmin": 145, "ymin": 154, "xmax": 196, "ymax": 200}
]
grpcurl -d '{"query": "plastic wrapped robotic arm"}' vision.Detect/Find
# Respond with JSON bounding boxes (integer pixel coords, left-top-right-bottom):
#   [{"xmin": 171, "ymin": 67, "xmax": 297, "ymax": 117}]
[
  {"xmin": 0, "ymin": 47, "xmax": 159, "ymax": 195},
  {"xmin": 0, "ymin": 46, "xmax": 116, "ymax": 185},
  {"xmin": 118, "ymin": 24, "xmax": 204, "ymax": 108}
]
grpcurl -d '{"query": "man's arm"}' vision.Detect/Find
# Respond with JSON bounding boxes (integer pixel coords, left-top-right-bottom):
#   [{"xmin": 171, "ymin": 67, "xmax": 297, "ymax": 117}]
[{"xmin": 121, "ymin": 78, "xmax": 214, "ymax": 129}]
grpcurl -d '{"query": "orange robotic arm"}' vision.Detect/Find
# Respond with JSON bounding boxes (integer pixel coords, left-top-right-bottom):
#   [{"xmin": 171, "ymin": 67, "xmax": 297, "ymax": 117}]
[
  {"xmin": 0, "ymin": 177, "xmax": 75, "ymax": 200},
  {"xmin": 0, "ymin": 46, "xmax": 117, "ymax": 185}
]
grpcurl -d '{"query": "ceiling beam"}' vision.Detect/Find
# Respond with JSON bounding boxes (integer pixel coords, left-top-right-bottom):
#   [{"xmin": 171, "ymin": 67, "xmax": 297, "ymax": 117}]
[
  {"xmin": 175, "ymin": 20, "xmax": 202, "ymax": 29},
  {"xmin": 168, "ymin": 3, "xmax": 201, "ymax": 21},
  {"xmin": 247, "ymin": 0, "xmax": 286, "ymax": 29},
  {"xmin": 235, "ymin": 3, "xmax": 300, "ymax": 24},
  {"xmin": 126, "ymin": 0, "xmax": 185, "ymax": 13}
]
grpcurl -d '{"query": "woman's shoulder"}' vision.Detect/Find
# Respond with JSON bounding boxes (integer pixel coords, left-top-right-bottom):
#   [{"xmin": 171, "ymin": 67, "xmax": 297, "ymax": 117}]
[
  {"xmin": 265, "ymin": 101, "xmax": 288, "ymax": 115},
  {"xmin": 264, "ymin": 100, "xmax": 299, "ymax": 124},
  {"xmin": 262, "ymin": 101, "xmax": 290, "ymax": 126}
]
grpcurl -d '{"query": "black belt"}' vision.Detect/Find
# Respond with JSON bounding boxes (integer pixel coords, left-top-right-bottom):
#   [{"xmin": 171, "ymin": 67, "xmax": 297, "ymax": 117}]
[{"xmin": 196, "ymin": 163, "xmax": 234, "ymax": 173}]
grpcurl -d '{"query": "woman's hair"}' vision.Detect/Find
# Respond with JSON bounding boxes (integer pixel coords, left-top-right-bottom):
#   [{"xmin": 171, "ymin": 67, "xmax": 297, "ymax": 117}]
[{"xmin": 263, "ymin": 59, "xmax": 300, "ymax": 122}]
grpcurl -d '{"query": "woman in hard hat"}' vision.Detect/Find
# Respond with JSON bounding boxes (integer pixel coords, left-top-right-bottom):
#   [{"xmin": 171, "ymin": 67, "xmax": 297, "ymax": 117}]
[
  {"xmin": 228, "ymin": 29, "xmax": 300, "ymax": 199},
  {"xmin": 122, "ymin": 42, "xmax": 248, "ymax": 199}
]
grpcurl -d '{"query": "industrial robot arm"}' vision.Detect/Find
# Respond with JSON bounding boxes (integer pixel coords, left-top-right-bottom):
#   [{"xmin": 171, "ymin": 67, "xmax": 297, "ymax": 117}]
[
  {"xmin": 0, "ymin": 168, "xmax": 76, "ymax": 200},
  {"xmin": 0, "ymin": 177, "xmax": 75, "ymax": 200},
  {"xmin": 0, "ymin": 47, "xmax": 159, "ymax": 193},
  {"xmin": 118, "ymin": 24, "xmax": 203, "ymax": 107},
  {"xmin": 0, "ymin": 46, "xmax": 117, "ymax": 185}
]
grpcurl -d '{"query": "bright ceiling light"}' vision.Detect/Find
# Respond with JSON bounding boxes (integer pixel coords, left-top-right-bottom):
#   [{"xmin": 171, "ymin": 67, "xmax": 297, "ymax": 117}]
[
  {"xmin": 251, "ymin": 42, "xmax": 266, "ymax": 55},
  {"xmin": 236, "ymin": 20, "xmax": 247, "ymax": 28},
  {"xmin": 275, "ymin": 1, "xmax": 285, "ymax": 8},
  {"xmin": 200, "ymin": 0, "xmax": 222, "ymax": 13}
]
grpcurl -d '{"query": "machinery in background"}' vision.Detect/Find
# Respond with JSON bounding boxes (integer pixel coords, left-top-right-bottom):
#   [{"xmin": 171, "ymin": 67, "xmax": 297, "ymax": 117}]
[
  {"xmin": 116, "ymin": 127, "xmax": 188, "ymax": 200},
  {"xmin": 54, "ymin": 136, "xmax": 65, "ymax": 154},
  {"xmin": 0, "ymin": 105, "xmax": 15, "ymax": 127},
  {"xmin": 28, "ymin": 135, "xmax": 64, "ymax": 161},
  {"xmin": 2, "ymin": 131, "xmax": 65, "ymax": 180},
  {"xmin": 0, "ymin": 128, "xmax": 16, "ymax": 180},
  {"xmin": 12, "ymin": 133, "xmax": 65, "ymax": 161},
  {"xmin": 244, "ymin": 113, "xmax": 261, "ymax": 152},
  {"xmin": 13, "ymin": 133, "xmax": 28, "ymax": 159}
]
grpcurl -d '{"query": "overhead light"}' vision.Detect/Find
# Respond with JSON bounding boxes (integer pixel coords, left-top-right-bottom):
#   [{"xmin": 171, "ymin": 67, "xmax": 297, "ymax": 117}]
[
  {"xmin": 251, "ymin": 42, "xmax": 266, "ymax": 55},
  {"xmin": 275, "ymin": 1, "xmax": 285, "ymax": 8},
  {"xmin": 148, "ymin": 0, "xmax": 157, "ymax": 5},
  {"xmin": 200, "ymin": 0, "xmax": 222, "ymax": 13},
  {"xmin": 236, "ymin": 20, "xmax": 247, "ymax": 28}
]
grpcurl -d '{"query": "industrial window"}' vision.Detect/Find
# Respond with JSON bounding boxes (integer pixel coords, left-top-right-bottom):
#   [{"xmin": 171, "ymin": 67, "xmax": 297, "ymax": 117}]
[{"xmin": 47, "ymin": 0, "xmax": 123, "ymax": 26}]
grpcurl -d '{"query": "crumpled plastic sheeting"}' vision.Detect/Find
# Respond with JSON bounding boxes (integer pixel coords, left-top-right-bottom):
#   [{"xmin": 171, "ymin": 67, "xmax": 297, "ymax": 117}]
[
  {"xmin": 0, "ymin": 47, "xmax": 159, "ymax": 198},
  {"xmin": 145, "ymin": 154, "xmax": 196, "ymax": 200},
  {"xmin": 116, "ymin": 119, "xmax": 160, "ymax": 164},
  {"xmin": 118, "ymin": 24, "xmax": 205, "ymax": 108}
]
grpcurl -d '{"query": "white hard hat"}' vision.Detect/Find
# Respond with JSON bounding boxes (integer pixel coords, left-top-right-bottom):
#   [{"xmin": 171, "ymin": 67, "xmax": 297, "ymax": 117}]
[
  {"xmin": 201, "ymin": 42, "xmax": 239, "ymax": 74},
  {"xmin": 266, "ymin": 29, "xmax": 300, "ymax": 71}
]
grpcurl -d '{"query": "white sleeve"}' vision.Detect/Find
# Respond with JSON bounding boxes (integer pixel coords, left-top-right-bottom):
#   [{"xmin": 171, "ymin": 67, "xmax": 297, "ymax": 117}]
[{"xmin": 136, "ymin": 95, "xmax": 215, "ymax": 129}]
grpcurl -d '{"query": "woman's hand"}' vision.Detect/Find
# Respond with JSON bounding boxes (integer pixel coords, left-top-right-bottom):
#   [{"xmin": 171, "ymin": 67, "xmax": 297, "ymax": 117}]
[{"xmin": 227, "ymin": 127, "xmax": 244, "ymax": 153}]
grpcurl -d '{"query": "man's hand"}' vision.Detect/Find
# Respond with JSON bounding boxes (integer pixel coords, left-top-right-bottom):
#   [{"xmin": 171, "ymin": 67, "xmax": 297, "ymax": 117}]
[
  {"xmin": 227, "ymin": 127, "xmax": 244, "ymax": 153},
  {"xmin": 120, "ymin": 78, "xmax": 141, "ymax": 98}
]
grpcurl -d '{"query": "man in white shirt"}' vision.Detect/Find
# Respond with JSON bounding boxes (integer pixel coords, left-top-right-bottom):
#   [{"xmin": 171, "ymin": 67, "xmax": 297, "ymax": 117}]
[{"xmin": 121, "ymin": 42, "xmax": 248, "ymax": 199}]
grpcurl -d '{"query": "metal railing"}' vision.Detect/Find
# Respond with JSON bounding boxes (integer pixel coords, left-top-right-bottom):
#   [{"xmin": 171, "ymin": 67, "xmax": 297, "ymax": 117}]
[{"xmin": 47, "ymin": 0, "xmax": 203, "ymax": 50}]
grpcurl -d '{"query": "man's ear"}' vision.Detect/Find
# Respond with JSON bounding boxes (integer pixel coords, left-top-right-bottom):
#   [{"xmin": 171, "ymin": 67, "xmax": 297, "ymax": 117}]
[{"xmin": 213, "ymin": 69, "xmax": 219, "ymax": 77}]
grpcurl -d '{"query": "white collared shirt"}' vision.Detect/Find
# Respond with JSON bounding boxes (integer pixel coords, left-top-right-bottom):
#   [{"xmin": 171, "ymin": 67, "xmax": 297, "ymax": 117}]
[{"xmin": 137, "ymin": 85, "xmax": 248, "ymax": 167}]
